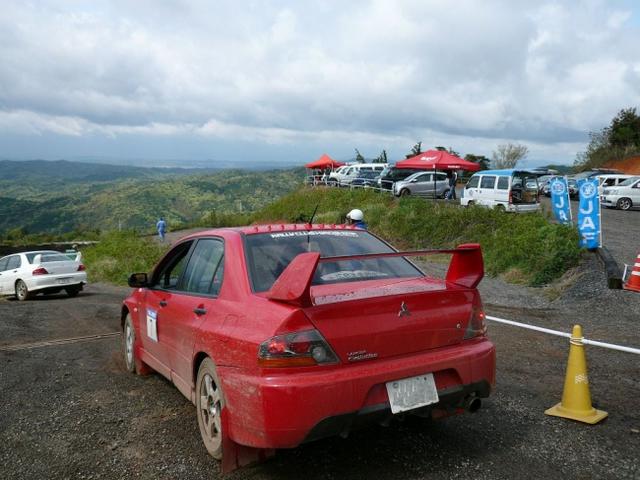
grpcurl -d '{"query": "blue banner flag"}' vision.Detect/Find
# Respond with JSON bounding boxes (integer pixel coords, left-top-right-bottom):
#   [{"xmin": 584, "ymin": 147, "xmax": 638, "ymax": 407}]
[
  {"xmin": 550, "ymin": 177, "xmax": 572, "ymax": 225},
  {"xmin": 577, "ymin": 177, "xmax": 601, "ymax": 249}
]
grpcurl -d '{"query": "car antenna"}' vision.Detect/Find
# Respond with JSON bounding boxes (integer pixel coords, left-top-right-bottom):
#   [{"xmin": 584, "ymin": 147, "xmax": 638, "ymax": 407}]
[
  {"xmin": 306, "ymin": 204, "xmax": 319, "ymax": 251},
  {"xmin": 308, "ymin": 204, "xmax": 319, "ymax": 225}
]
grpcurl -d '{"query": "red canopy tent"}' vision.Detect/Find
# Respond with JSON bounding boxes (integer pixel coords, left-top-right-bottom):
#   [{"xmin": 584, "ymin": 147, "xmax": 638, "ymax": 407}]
[
  {"xmin": 305, "ymin": 153, "xmax": 344, "ymax": 170},
  {"xmin": 395, "ymin": 150, "xmax": 480, "ymax": 171}
]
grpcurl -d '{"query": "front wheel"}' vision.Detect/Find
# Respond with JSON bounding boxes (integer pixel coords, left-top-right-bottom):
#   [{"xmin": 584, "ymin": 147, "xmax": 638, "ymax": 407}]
[
  {"xmin": 400, "ymin": 189, "xmax": 411, "ymax": 197},
  {"xmin": 466, "ymin": 201, "xmax": 475, "ymax": 207},
  {"xmin": 15, "ymin": 280, "xmax": 31, "ymax": 301},
  {"xmin": 617, "ymin": 197, "xmax": 632, "ymax": 211},
  {"xmin": 196, "ymin": 358, "xmax": 225, "ymax": 460}
]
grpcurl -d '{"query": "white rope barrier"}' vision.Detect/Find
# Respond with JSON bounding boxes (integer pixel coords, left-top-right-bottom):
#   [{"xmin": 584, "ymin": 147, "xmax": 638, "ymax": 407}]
[{"xmin": 486, "ymin": 315, "xmax": 640, "ymax": 355}]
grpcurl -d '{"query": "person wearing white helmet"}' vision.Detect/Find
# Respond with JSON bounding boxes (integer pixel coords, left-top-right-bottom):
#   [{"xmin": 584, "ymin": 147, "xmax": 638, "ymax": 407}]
[{"xmin": 346, "ymin": 209, "xmax": 367, "ymax": 229}]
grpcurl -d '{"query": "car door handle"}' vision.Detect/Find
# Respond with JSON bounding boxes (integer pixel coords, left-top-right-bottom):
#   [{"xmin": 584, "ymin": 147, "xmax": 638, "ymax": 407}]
[
  {"xmin": 193, "ymin": 307, "xmax": 207, "ymax": 316},
  {"xmin": 159, "ymin": 300, "xmax": 168, "ymax": 307}
]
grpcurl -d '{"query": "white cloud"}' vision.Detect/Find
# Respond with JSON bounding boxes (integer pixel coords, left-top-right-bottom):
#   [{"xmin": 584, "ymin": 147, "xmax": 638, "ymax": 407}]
[{"xmin": 0, "ymin": 0, "xmax": 638, "ymax": 164}]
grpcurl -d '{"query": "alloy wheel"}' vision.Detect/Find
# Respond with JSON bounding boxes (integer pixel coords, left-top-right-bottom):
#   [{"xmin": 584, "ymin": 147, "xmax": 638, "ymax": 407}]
[{"xmin": 199, "ymin": 374, "xmax": 222, "ymax": 451}]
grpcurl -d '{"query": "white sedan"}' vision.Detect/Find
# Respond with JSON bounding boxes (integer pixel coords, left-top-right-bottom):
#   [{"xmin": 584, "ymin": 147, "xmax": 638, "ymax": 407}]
[{"xmin": 0, "ymin": 250, "xmax": 87, "ymax": 301}]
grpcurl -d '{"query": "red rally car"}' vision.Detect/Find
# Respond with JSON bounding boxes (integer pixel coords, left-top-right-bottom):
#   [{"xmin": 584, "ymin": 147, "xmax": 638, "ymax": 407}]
[{"xmin": 121, "ymin": 224, "xmax": 495, "ymax": 470}]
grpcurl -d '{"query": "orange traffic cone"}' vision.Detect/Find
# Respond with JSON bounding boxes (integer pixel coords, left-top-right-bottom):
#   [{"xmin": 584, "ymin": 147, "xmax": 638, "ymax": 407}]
[
  {"xmin": 623, "ymin": 252, "xmax": 640, "ymax": 293},
  {"xmin": 545, "ymin": 325, "xmax": 608, "ymax": 424}
]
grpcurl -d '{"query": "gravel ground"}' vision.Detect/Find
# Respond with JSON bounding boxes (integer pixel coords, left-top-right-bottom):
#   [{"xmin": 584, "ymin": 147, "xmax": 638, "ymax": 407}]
[{"xmin": 1, "ymin": 260, "xmax": 639, "ymax": 479}]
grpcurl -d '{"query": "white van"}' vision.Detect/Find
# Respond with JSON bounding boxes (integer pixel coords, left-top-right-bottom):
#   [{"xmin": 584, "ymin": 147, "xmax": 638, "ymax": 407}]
[
  {"xmin": 461, "ymin": 169, "xmax": 540, "ymax": 212},
  {"xmin": 329, "ymin": 163, "xmax": 386, "ymax": 186}
]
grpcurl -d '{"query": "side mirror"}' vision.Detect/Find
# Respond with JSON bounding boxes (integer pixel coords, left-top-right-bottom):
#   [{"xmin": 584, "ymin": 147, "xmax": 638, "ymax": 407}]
[{"xmin": 128, "ymin": 272, "xmax": 149, "ymax": 288}]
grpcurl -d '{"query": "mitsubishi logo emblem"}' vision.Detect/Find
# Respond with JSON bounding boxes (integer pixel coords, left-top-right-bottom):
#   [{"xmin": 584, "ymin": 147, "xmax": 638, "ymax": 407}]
[{"xmin": 398, "ymin": 301, "xmax": 411, "ymax": 317}]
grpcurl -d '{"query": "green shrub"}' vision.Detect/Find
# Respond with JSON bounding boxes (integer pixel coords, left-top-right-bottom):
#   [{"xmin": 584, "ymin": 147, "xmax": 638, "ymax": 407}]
[
  {"xmin": 253, "ymin": 187, "xmax": 582, "ymax": 286},
  {"xmin": 82, "ymin": 231, "xmax": 169, "ymax": 285}
]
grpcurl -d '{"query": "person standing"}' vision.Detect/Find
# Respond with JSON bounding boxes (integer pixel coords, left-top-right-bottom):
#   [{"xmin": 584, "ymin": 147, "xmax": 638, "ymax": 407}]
[
  {"xmin": 447, "ymin": 170, "xmax": 458, "ymax": 200},
  {"xmin": 156, "ymin": 217, "xmax": 167, "ymax": 241}
]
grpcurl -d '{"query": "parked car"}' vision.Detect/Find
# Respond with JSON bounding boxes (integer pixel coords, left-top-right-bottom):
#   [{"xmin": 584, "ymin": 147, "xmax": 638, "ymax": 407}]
[
  {"xmin": 461, "ymin": 169, "xmax": 540, "ymax": 212},
  {"xmin": 543, "ymin": 177, "xmax": 578, "ymax": 198},
  {"xmin": 377, "ymin": 166, "xmax": 423, "ymax": 190},
  {"xmin": 601, "ymin": 176, "xmax": 640, "ymax": 210},
  {"xmin": 328, "ymin": 164, "xmax": 386, "ymax": 186},
  {"xmin": 350, "ymin": 170, "xmax": 381, "ymax": 188},
  {"xmin": 122, "ymin": 225, "xmax": 495, "ymax": 466},
  {"xmin": 393, "ymin": 171, "xmax": 450, "ymax": 198},
  {"xmin": 536, "ymin": 175, "xmax": 553, "ymax": 195},
  {"xmin": 0, "ymin": 250, "xmax": 87, "ymax": 300}
]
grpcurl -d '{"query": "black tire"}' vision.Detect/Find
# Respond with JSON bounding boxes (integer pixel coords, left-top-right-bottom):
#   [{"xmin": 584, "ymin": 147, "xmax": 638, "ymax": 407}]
[
  {"xmin": 440, "ymin": 189, "xmax": 450, "ymax": 199},
  {"xmin": 196, "ymin": 358, "xmax": 225, "ymax": 460},
  {"xmin": 617, "ymin": 197, "xmax": 632, "ymax": 211},
  {"xmin": 122, "ymin": 314, "xmax": 137, "ymax": 374},
  {"xmin": 495, "ymin": 204, "xmax": 505, "ymax": 212},
  {"xmin": 467, "ymin": 201, "xmax": 475, "ymax": 207},
  {"xmin": 400, "ymin": 189, "xmax": 411, "ymax": 197},
  {"xmin": 15, "ymin": 280, "xmax": 31, "ymax": 301},
  {"xmin": 65, "ymin": 286, "xmax": 81, "ymax": 297}
]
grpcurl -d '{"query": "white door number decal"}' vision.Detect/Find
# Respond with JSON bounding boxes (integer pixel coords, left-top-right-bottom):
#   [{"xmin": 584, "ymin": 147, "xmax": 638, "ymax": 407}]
[{"xmin": 146, "ymin": 308, "xmax": 158, "ymax": 342}]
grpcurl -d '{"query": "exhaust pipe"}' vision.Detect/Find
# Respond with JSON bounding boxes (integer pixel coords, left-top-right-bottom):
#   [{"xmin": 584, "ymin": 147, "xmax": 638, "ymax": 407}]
[{"xmin": 464, "ymin": 397, "xmax": 482, "ymax": 413}]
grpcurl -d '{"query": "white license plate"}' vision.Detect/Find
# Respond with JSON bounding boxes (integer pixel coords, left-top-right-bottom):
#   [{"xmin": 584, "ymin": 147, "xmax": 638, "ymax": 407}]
[
  {"xmin": 57, "ymin": 278, "xmax": 71, "ymax": 285},
  {"xmin": 386, "ymin": 373, "xmax": 439, "ymax": 414}
]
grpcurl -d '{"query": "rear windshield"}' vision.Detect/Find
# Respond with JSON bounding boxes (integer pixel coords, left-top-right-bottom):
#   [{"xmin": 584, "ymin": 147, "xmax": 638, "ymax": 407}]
[
  {"xmin": 25, "ymin": 251, "xmax": 63, "ymax": 263},
  {"xmin": 244, "ymin": 230, "xmax": 423, "ymax": 292},
  {"xmin": 39, "ymin": 253, "xmax": 73, "ymax": 263}
]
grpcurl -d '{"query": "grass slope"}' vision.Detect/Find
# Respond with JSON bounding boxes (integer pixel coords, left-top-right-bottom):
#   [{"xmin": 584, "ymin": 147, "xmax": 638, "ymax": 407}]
[{"xmin": 254, "ymin": 188, "xmax": 582, "ymax": 286}]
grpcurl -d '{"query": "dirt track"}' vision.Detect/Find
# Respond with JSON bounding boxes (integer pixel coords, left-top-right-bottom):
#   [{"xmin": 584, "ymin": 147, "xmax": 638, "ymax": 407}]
[{"xmin": 1, "ymin": 254, "xmax": 639, "ymax": 479}]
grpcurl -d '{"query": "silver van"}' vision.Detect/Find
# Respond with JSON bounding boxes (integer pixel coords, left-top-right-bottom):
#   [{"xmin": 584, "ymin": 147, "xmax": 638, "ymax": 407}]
[{"xmin": 601, "ymin": 176, "xmax": 640, "ymax": 210}]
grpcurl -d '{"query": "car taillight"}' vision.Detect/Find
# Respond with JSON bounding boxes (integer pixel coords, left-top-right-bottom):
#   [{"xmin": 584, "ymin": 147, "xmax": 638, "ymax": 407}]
[
  {"xmin": 32, "ymin": 267, "xmax": 49, "ymax": 275},
  {"xmin": 258, "ymin": 329, "xmax": 339, "ymax": 367},
  {"xmin": 508, "ymin": 190, "xmax": 513, "ymax": 204},
  {"xmin": 77, "ymin": 264, "xmax": 86, "ymax": 271},
  {"xmin": 464, "ymin": 306, "xmax": 487, "ymax": 340}
]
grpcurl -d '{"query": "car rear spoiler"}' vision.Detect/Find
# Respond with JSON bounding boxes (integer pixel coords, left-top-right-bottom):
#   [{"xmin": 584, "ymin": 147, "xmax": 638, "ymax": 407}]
[{"xmin": 266, "ymin": 243, "xmax": 484, "ymax": 307}]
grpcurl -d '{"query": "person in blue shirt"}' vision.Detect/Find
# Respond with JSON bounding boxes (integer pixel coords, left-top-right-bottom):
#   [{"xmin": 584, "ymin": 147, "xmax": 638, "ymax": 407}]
[
  {"xmin": 156, "ymin": 217, "xmax": 167, "ymax": 241},
  {"xmin": 346, "ymin": 209, "xmax": 367, "ymax": 229}
]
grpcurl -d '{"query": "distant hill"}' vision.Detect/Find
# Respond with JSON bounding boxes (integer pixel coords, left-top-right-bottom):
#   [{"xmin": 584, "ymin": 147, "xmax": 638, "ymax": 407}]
[{"xmin": 0, "ymin": 160, "xmax": 304, "ymax": 235}]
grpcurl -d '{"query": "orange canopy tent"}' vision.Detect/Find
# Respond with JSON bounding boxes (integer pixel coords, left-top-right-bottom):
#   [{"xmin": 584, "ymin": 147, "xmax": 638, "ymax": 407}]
[{"xmin": 305, "ymin": 154, "xmax": 345, "ymax": 169}]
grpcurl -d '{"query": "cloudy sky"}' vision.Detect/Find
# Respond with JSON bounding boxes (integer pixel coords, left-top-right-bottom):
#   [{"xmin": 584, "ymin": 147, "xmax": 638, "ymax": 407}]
[{"xmin": 1, "ymin": 0, "xmax": 639, "ymax": 168}]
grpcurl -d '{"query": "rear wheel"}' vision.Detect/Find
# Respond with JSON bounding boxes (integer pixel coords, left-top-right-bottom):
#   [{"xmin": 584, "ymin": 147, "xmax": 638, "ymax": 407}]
[
  {"xmin": 495, "ymin": 204, "xmax": 505, "ymax": 212},
  {"xmin": 15, "ymin": 280, "xmax": 31, "ymax": 301},
  {"xmin": 466, "ymin": 201, "xmax": 475, "ymax": 207},
  {"xmin": 617, "ymin": 197, "xmax": 632, "ymax": 210},
  {"xmin": 196, "ymin": 358, "xmax": 225, "ymax": 459},
  {"xmin": 122, "ymin": 315, "xmax": 136, "ymax": 373},
  {"xmin": 65, "ymin": 285, "xmax": 81, "ymax": 297}
]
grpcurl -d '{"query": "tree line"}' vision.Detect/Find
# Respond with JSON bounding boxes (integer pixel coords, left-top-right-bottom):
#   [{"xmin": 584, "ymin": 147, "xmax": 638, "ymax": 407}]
[{"xmin": 351, "ymin": 141, "xmax": 529, "ymax": 170}]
